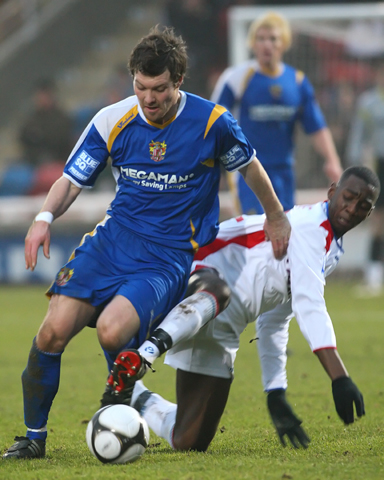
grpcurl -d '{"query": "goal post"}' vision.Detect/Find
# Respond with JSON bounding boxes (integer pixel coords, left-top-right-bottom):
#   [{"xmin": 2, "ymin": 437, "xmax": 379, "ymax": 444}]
[{"xmin": 228, "ymin": 3, "xmax": 384, "ymax": 66}]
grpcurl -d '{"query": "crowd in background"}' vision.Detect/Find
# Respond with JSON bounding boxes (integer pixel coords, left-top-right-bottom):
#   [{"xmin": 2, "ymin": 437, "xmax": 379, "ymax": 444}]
[{"xmin": 0, "ymin": 0, "xmax": 383, "ymax": 197}]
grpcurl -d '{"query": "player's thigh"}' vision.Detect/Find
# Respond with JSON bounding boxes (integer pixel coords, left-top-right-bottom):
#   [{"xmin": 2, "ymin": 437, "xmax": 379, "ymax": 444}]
[
  {"xmin": 117, "ymin": 269, "xmax": 190, "ymax": 348},
  {"xmin": 37, "ymin": 294, "xmax": 99, "ymax": 351},
  {"xmin": 173, "ymin": 369, "xmax": 231, "ymax": 451}
]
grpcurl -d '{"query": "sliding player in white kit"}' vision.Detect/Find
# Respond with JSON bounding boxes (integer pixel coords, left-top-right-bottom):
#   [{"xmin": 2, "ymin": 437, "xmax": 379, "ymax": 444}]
[{"xmin": 131, "ymin": 166, "xmax": 379, "ymax": 451}]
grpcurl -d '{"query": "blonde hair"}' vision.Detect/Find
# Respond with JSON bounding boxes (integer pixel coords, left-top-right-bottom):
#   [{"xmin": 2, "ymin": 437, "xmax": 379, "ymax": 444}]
[{"xmin": 247, "ymin": 12, "xmax": 292, "ymax": 51}]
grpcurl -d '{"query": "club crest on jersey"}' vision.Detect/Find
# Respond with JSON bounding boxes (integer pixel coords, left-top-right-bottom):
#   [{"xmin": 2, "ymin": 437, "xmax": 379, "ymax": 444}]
[
  {"xmin": 56, "ymin": 267, "xmax": 74, "ymax": 286},
  {"xmin": 269, "ymin": 84, "xmax": 282, "ymax": 99},
  {"xmin": 149, "ymin": 140, "xmax": 167, "ymax": 162}
]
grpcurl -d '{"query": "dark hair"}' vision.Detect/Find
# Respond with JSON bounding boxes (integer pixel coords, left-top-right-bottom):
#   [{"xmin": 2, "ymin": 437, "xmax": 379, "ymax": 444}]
[
  {"xmin": 339, "ymin": 166, "xmax": 381, "ymax": 197},
  {"xmin": 129, "ymin": 26, "xmax": 188, "ymax": 85}
]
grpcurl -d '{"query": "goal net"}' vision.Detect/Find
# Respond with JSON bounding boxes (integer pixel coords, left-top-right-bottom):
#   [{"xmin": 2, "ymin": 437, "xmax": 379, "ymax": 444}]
[{"xmin": 227, "ymin": 3, "xmax": 384, "ymax": 189}]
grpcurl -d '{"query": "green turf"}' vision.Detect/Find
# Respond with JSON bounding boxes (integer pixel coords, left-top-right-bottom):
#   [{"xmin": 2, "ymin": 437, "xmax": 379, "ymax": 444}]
[{"xmin": 0, "ymin": 282, "xmax": 383, "ymax": 479}]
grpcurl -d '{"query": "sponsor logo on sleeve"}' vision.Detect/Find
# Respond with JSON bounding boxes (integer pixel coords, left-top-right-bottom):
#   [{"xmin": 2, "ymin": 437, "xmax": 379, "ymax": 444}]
[
  {"xmin": 68, "ymin": 150, "xmax": 100, "ymax": 181},
  {"xmin": 220, "ymin": 144, "xmax": 247, "ymax": 170}
]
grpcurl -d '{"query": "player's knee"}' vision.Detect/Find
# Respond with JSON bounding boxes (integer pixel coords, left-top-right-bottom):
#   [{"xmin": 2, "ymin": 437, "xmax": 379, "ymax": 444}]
[
  {"xmin": 97, "ymin": 317, "xmax": 135, "ymax": 352},
  {"xmin": 186, "ymin": 268, "xmax": 231, "ymax": 314},
  {"xmin": 172, "ymin": 429, "xmax": 210, "ymax": 452},
  {"xmin": 36, "ymin": 324, "xmax": 68, "ymax": 353},
  {"xmin": 97, "ymin": 323, "xmax": 122, "ymax": 351},
  {"xmin": 212, "ymin": 276, "xmax": 231, "ymax": 314}
]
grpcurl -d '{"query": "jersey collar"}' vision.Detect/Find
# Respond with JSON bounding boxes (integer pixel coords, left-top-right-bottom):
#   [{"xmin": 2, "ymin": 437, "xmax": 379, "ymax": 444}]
[
  {"xmin": 325, "ymin": 201, "xmax": 344, "ymax": 251},
  {"xmin": 255, "ymin": 60, "xmax": 285, "ymax": 78},
  {"xmin": 137, "ymin": 91, "xmax": 187, "ymax": 129}
]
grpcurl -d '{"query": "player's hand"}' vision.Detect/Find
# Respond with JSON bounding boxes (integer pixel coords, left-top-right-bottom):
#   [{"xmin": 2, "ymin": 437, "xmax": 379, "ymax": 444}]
[
  {"xmin": 332, "ymin": 376, "xmax": 365, "ymax": 424},
  {"xmin": 267, "ymin": 389, "xmax": 310, "ymax": 449},
  {"xmin": 263, "ymin": 211, "xmax": 291, "ymax": 260},
  {"xmin": 25, "ymin": 220, "xmax": 51, "ymax": 271},
  {"xmin": 323, "ymin": 162, "xmax": 343, "ymax": 183}
]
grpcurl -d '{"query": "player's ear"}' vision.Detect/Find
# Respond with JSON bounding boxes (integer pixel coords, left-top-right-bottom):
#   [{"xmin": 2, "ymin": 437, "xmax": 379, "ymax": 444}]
[
  {"xmin": 175, "ymin": 76, "xmax": 184, "ymax": 88},
  {"xmin": 327, "ymin": 182, "xmax": 337, "ymax": 200}
]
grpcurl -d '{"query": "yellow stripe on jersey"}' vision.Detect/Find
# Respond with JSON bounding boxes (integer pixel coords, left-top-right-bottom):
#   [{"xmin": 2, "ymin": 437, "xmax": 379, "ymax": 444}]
[
  {"xmin": 204, "ymin": 104, "xmax": 227, "ymax": 139},
  {"xmin": 242, "ymin": 67, "xmax": 256, "ymax": 94},
  {"xmin": 107, "ymin": 105, "xmax": 139, "ymax": 152},
  {"xmin": 295, "ymin": 70, "xmax": 305, "ymax": 85},
  {"xmin": 201, "ymin": 158, "xmax": 215, "ymax": 168},
  {"xmin": 189, "ymin": 219, "xmax": 199, "ymax": 252}
]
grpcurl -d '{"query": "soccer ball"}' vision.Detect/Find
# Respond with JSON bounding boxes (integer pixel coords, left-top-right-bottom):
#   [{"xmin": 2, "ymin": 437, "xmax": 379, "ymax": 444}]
[{"xmin": 86, "ymin": 404, "xmax": 150, "ymax": 464}]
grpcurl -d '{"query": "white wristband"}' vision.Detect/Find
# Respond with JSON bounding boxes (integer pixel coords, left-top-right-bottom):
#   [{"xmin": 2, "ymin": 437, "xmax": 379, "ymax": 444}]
[{"xmin": 35, "ymin": 211, "xmax": 54, "ymax": 224}]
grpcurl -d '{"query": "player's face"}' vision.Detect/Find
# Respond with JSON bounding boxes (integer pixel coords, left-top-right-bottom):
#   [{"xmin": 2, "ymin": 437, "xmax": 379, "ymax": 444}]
[
  {"xmin": 252, "ymin": 26, "xmax": 285, "ymax": 72},
  {"xmin": 328, "ymin": 175, "xmax": 378, "ymax": 237},
  {"xmin": 134, "ymin": 70, "xmax": 181, "ymax": 125}
]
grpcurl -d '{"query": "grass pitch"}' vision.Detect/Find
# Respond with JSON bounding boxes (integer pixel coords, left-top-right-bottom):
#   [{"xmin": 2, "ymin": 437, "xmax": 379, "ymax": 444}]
[{"xmin": 0, "ymin": 282, "xmax": 383, "ymax": 480}]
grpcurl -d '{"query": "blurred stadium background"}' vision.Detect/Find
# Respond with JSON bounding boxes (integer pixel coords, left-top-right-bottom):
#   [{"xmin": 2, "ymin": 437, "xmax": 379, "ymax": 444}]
[{"xmin": 0, "ymin": 0, "xmax": 383, "ymax": 283}]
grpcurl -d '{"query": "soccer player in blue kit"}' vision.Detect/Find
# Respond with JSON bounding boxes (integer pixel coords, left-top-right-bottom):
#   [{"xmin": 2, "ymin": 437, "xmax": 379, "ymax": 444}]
[
  {"xmin": 3, "ymin": 27, "xmax": 290, "ymax": 459},
  {"xmin": 211, "ymin": 11, "xmax": 343, "ymax": 215}
]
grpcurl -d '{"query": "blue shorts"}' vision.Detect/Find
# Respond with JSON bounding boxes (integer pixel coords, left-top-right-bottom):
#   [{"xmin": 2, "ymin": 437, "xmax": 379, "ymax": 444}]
[
  {"xmin": 238, "ymin": 168, "xmax": 295, "ymax": 214},
  {"xmin": 48, "ymin": 216, "xmax": 194, "ymax": 346}
]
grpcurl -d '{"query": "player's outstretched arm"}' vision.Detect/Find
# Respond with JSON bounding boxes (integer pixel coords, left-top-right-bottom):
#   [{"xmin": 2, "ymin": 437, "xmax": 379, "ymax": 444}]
[
  {"xmin": 315, "ymin": 348, "xmax": 365, "ymax": 424},
  {"xmin": 25, "ymin": 177, "xmax": 82, "ymax": 271},
  {"xmin": 267, "ymin": 389, "xmax": 310, "ymax": 449},
  {"xmin": 311, "ymin": 127, "xmax": 343, "ymax": 183},
  {"xmin": 239, "ymin": 158, "xmax": 291, "ymax": 260}
]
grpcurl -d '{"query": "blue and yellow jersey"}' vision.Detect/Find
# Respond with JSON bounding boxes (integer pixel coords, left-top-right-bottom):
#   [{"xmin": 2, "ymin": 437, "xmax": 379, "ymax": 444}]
[
  {"xmin": 63, "ymin": 91, "xmax": 255, "ymax": 251},
  {"xmin": 211, "ymin": 60, "xmax": 326, "ymax": 169}
]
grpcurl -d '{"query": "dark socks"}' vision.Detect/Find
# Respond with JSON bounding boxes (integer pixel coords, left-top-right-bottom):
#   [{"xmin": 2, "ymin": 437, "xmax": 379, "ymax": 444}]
[{"xmin": 22, "ymin": 338, "xmax": 62, "ymax": 441}]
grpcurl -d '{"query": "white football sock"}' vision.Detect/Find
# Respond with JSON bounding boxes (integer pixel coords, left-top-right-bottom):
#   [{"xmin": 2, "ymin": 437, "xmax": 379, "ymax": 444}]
[
  {"xmin": 138, "ymin": 342, "xmax": 160, "ymax": 365},
  {"xmin": 138, "ymin": 291, "xmax": 218, "ymax": 365},
  {"xmin": 141, "ymin": 393, "xmax": 177, "ymax": 448},
  {"xmin": 131, "ymin": 380, "xmax": 147, "ymax": 406}
]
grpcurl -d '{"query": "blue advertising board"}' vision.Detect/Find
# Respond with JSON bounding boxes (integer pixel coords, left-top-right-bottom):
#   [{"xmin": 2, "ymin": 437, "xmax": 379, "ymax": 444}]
[{"xmin": 0, "ymin": 236, "xmax": 80, "ymax": 284}]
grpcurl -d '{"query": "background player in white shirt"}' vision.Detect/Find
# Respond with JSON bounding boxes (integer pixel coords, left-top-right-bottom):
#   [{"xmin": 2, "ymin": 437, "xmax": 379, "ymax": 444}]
[{"xmin": 129, "ymin": 166, "xmax": 379, "ymax": 451}]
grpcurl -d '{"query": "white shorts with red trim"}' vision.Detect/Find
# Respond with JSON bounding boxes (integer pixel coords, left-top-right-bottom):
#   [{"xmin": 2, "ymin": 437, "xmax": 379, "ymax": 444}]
[{"xmin": 164, "ymin": 304, "xmax": 240, "ymax": 380}]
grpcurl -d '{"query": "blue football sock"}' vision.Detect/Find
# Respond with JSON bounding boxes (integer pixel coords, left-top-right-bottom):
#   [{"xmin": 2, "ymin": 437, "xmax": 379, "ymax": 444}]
[
  {"xmin": 102, "ymin": 347, "xmax": 120, "ymax": 373},
  {"xmin": 102, "ymin": 337, "xmax": 138, "ymax": 373},
  {"xmin": 22, "ymin": 337, "xmax": 62, "ymax": 441}
]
